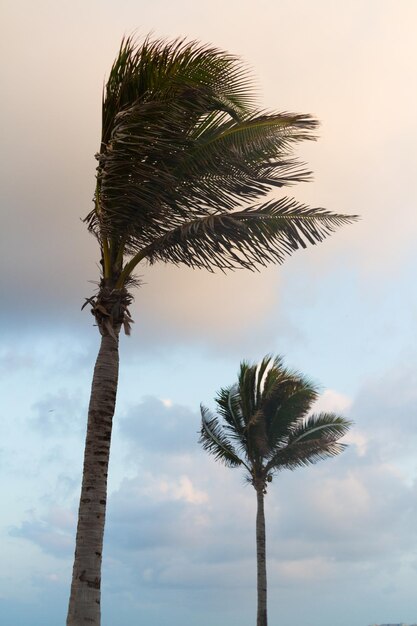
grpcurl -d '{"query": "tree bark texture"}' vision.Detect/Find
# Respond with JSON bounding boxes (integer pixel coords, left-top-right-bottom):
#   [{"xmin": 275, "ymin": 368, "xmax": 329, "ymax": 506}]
[
  {"xmin": 67, "ymin": 331, "xmax": 120, "ymax": 626},
  {"xmin": 256, "ymin": 486, "xmax": 268, "ymax": 626}
]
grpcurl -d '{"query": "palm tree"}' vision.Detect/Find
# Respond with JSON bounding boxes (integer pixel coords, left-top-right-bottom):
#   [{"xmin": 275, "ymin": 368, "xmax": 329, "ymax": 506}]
[
  {"xmin": 200, "ymin": 355, "xmax": 351, "ymax": 626},
  {"xmin": 67, "ymin": 36, "xmax": 357, "ymax": 625}
]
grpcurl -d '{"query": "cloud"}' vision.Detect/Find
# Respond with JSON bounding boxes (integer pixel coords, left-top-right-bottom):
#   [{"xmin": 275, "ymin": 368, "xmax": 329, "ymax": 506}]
[
  {"xmin": 118, "ymin": 396, "xmax": 200, "ymax": 456},
  {"xmin": 347, "ymin": 362, "xmax": 417, "ymax": 474},
  {"xmin": 159, "ymin": 475, "xmax": 208, "ymax": 505},
  {"xmin": 129, "ymin": 263, "xmax": 284, "ymax": 352},
  {"xmin": 10, "ymin": 507, "xmax": 76, "ymax": 559},
  {"xmin": 107, "ymin": 474, "xmax": 210, "ymax": 554},
  {"xmin": 273, "ymin": 461, "xmax": 417, "ymax": 569},
  {"xmin": 0, "ymin": 348, "xmax": 36, "ymax": 374},
  {"xmin": 313, "ymin": 389, "xmax": 352, "ymax": 413},
  {"xmin": 30, "ymin": 389, "xmax": 86, "ymax": 436},
  {"xmin": 11, "ymin": 379, "xmax": 417, "ymax": 626}
]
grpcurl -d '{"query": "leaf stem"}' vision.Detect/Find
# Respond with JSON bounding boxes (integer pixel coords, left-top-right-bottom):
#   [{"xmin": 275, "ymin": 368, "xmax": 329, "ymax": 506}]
[
  {"xmin": 115, "ymin": 248, "xmax": 148, "ymax": 288},
  {"xmin": 102, "ymin": 238, "xmax": 111, "ymax": 279}
]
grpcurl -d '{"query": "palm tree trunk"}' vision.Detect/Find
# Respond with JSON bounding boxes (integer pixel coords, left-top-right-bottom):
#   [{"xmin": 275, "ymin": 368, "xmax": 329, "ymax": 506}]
[
  {"xmin": 256, "ymin": 485, "xmax": 267, "ymax": 626},
  {"xmin": 66, "ymin": 329, "xmax": 120, "ymax": 626}
]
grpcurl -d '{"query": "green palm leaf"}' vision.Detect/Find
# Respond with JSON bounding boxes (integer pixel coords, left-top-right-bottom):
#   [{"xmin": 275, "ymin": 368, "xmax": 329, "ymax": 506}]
[
  {"xmin": 118, "ymin": 198, "xmax": 358, "ymax": 283},
  {"xmin": 266, "ymin": 413, "xmax": 351, "ymax": 472},
  {"xmin": 215, "ymin": 385, "xmax": 247, "ymax": 447},
  {"xmin": 199, "ymin": 405, "xmax": 245, "ymax": 468},
  {"xmin": 289, "ymin": 412, "xmax": 351, "ymax": 444},
  {"xmin": 89, "ymin": 105, "xmax": 321, "ymax": 246},
  {"xmin": 263, "ymin": 380, "xmax": 318, "ymax": 451},
  {"xmin": 177, "ymin": 112, "xmax": 318, "ymax": 190},
  {"xmin": 102, "ymin": 36, "xmax": 255, "ymax": 145}
]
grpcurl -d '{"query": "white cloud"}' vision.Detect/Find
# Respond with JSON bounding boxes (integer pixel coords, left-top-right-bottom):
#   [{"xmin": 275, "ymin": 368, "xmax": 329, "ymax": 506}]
[
  {"xmin": 343, "ymin": 430, "xmax": 368, "ymax": 457},
  {"xmin": 167, "ymin": 476, "xmax": 208, "ymax": 505},
  {"xmin": 313, "ymin": 389, "xmax": 352, "ymax": 414},
  {"xmin": 10, "ymin": 507, "xmax": 76, "ymax": 558},
  {"xmin": 145, "ymin": 475, "xmax": 208, "ymax": 506},
  {"xmin": 311, "ymin": 472, "xmax": 371, "ymax": 524},
  {"xmin": 270, "ymin": 556, "xmax": 336, "ymax": 583}
]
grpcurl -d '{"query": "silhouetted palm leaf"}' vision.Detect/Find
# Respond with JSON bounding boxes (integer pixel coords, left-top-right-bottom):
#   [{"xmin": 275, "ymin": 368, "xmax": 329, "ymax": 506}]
[{"xmin": 200, "ymin": 405, "xmax": 245, "ymax": 468}]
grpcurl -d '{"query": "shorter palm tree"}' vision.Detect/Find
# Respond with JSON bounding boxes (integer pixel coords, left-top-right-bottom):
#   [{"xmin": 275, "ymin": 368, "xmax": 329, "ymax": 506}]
[{"xmin": 199, "ymin": 355, "xmax": 351, "ymax": 626}]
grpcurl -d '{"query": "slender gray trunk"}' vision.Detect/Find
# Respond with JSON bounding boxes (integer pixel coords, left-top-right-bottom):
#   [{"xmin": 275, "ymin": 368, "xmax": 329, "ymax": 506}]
[
  {"xmin": 256, "ymin": 486, "xmax": 267, "ymax": 626},
  {"xmin": 66, "ymin": 330, "xmax": 120, "ymax": 626}
]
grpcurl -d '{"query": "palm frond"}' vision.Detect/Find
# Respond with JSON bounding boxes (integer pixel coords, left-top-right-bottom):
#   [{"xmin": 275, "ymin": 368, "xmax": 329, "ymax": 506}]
[
  {"xmin": 266, "ymin": 440, "xmax": 346, "ymax": 471},
  {"xmin": 89, "ymin": 88, "xmax": 225, "ymax": 240},
  {"xmin": 199, "ymin": 405, "xmax": 244, "ymax": 468},
  {"xmin": 235, "ymin": 361, "xmax": 272, "ymax": 463},
  {"xmin": 215, "ymin": 385, "xmax": 247, "ymax": 444},
  {"xmin": 89, "ymin": 35, "xmax": 261, "ymax": 246},
  {"xmin": 254, "ymin": 355, "xmax": 277, "ymax": 405},
  {"xmin": 265, "ymin": 413, "xmax": 351, "ymax": 472},
  {"xmin": 89, "ymin": 103, "xmax": 322, "ymax": 247},
  {"xmin": 133, "ymin": 198, "xmax": 358, "ymax": 272},
  {"xmin": 237, "ymin": 361, "xmax": 258, "ymax": 424},
  {"xmin": 102, "ymin": 36, "xmax": 256, "ymax": 145},
  {"xmin": 289, "ymin": 413, "xmax": 351, "ymax": 444},
  {"xmin": 177, "ymin": 112, "xmax": 318, "ymax": 189},
  {"xmin": 264, "ymin": 379, "xmax": 319, "ymax": 451}
]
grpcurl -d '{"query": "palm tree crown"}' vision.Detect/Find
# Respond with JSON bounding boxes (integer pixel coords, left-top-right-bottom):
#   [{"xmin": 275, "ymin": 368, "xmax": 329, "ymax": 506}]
[
  {"xmin": 83, "ymin": 36, "xmax": 357, "ymax": 334},
  {"xmin": 200, "ymin": 355, "xmax": 351, "ymax": 490}
]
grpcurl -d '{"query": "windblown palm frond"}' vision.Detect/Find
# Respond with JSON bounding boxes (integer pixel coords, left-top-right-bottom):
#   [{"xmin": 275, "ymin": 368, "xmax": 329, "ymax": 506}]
[
  {"xmin": 89, "ymin": 103, "xmax": 322, "ymax": 246},
  {"xmin": 175, "ymin": 112, "xmax": 319, "ymax": 192},
  {"xmin": 215, "ymin": 385, "xmax": 247, "ymax": 446},
  {"xmin": 262, "ymin": 377, "xmax": 318, "ymax": 452},
  {"xmin": 288, "ymin": 412, "xmax": 351, "ymax": 447},
  {"xmin": 266, "ymin": 413, "xmax": 351, "ymax": 472},
  {"xmin": 101, "ymin": 36, "xmax": 255, "ymax": 145},
  {"xmin": 113, "ymin": 195, "xmax": 356, "ymax": 285},
  {"xmin": 200, "ymin": 405, "xmax": 245, "ymax": 468}
]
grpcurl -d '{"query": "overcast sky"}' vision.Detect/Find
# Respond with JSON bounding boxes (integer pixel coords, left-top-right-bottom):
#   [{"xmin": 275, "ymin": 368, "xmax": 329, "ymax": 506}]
[{"xmin": 1, "ymin": 1, "xmax": 417, "ymax": 625}]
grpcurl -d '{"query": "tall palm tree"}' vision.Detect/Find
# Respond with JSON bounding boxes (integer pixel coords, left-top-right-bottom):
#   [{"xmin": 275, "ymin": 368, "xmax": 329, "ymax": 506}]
[
  {"xmin": 67, "ymin": 36, "xmax": 357, "ymax": 625},
  {"xmin": 200, "ymin": 355, "xmax": 351, "ymax": 626}
]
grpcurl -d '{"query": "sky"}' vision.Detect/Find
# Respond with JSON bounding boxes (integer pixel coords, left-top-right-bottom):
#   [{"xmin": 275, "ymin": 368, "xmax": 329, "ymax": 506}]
[{"xmin": 1, "ymin": 1, "xmax": 417, "ymax": 625}]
